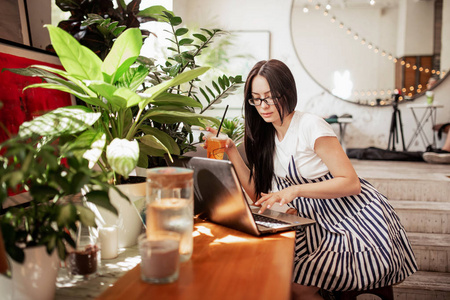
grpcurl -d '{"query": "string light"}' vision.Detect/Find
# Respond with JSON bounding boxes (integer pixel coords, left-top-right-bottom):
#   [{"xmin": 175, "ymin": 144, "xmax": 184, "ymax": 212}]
[{"xmin": 304, "ymin": 0, "xmax": 448, "ymax": 105}]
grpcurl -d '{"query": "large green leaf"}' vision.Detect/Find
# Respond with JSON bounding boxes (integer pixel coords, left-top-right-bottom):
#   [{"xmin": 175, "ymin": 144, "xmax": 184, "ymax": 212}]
[
  {"xmin": 139, "ymin": 135, "xmax": 171, "ymax": 157},
  {"xmin": 46, "ymin": 25, "xmax": 102, "ymax": 81},
  {"xmin": 102, "ymin": 28, "xmax": 142, "ymax": 84},
  {"xmin": 106, "ymin": 138, "xmax": 139, "ymax": 177},
  {"xmin": 76, "ymin": 204, "xmax": 97, "ymax": 227},
  {"xmin": 142, "ymin": 109, "xmax": 220, "ymax": 127},
  {"xmin": 137, "ymin": 5, "xmax": 173, "ymax": 22},
  {"xmin": 86, "ymin": 81, "xmax": 142, "ymax": 109},
  {"xmin": 19, "ymin": 106, "xmax": 101, "ymax": 138},
  {"xmin": 69, "ymin": 130, "xmax": 106, "ymax": 168},
  {"xmin": 23, "ymin": 82, "xmax": 108, "ymax": 109},
  {"xmin": 139, "ymin": 126, "xmax": 180, "ymax": 155},
  {"xmin": 118, "ymin": 65, "xmax": 149, "ymax": 92},
  {"xmin": 84, "ymin": 190, "xmax": 118, "ymax": 215},
  {"xmin": 28, "ymin": 65, "xmax": 100, "ymax": 99},
  {"xmin": 56, "ymin": 203, "xmax": 77, "ymax": 227},
  {"xmin": 140, "ymin": 67, "xmax": 210, "ymax": 109},
  {"xmin": 152, "ymin": 92, "xmax": 202, "ymax": 108}
]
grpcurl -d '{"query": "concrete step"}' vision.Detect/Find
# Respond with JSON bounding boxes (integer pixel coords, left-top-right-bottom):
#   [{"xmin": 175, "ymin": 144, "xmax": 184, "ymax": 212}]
[
  {"xmin": 393, "ymin": 271, "xmax": 450, "ymax": 300},
  {"xmin": 348, "ymin": 271, "xmax": 450, "ymax": 300},
  {"xmin": 390, "ymin": 200, "xmax": 450, "ymax": 234},
  {"xmin": 367, "ymin": 178, "xmax": 450, "ymax": 203},
  {"xmin": 407, "ymin": 232, "xmax": 450, "ymax": 273},
  {"xmin": 351, "ymin": 159, "xmax": 450, "ymax": 203}
]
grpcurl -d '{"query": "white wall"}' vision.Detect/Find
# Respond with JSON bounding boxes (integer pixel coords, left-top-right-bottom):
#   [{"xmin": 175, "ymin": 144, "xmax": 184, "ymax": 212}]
[
  {"xmin": 397, "ymin": 0, "xmax": 434, "ymax": 57},
  {"xmin": 173, "ymin": 0, "xmax": 450, "ymax": 151}
]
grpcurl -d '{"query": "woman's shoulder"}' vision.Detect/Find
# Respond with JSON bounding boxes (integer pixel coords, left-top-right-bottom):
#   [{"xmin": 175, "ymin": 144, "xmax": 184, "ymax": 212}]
[{"xmin": 294, "ymin": 111, "xmax": 329, "ymax": 126}]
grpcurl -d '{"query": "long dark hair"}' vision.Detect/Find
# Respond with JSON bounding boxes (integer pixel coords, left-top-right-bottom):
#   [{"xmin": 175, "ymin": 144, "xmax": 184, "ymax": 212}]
[{"xmin": 244, "ymin": 59, "xmax": 297, "ymax": 198}]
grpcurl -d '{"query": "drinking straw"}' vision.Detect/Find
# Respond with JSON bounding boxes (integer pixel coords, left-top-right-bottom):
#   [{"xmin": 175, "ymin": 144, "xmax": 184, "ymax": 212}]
[{"xmin": 216, "ymin": 105, "xmax": 229, "ymax": 137}]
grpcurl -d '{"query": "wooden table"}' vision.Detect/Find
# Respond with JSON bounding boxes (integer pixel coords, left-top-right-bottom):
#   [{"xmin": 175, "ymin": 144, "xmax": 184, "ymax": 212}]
[{"xmin": 96, "ymin": 218, "xmax": 296, "ymax": 300}]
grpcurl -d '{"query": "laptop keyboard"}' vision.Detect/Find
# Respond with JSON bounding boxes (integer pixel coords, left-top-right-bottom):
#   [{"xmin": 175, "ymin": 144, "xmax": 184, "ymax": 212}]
[{"xmin": 253, "ymin": 214, "xmax": 289, "ymax": 228}]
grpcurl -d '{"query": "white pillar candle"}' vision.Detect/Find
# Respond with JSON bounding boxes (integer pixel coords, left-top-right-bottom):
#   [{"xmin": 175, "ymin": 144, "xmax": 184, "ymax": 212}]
[{"xmin": 98, "ymin": 226, "xmax": 118, "ymax": 259}]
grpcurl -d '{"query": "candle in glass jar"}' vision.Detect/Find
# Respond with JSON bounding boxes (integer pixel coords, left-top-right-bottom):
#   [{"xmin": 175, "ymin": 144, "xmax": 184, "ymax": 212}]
[{"xmin": 98, "ymin": 226, "xmax": 118, "ymax": 259}]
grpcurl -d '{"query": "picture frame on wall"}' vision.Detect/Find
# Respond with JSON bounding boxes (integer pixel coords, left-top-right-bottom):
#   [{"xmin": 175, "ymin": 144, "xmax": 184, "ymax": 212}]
[{"xmin": 0, "ymin": 39, "xmax": 75, "ymax": 143}]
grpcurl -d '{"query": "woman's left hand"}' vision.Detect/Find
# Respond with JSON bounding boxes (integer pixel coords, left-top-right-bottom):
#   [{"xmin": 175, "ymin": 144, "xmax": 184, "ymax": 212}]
[{"xmin": 254, "ymin": 186, "xmax": 298, "ymax": 213}]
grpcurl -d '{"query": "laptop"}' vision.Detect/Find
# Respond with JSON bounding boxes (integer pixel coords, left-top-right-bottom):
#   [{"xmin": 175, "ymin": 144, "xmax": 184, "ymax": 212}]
[{"xmin": 166, "ymin": 155, "xmax": 315, "ymax": 236}]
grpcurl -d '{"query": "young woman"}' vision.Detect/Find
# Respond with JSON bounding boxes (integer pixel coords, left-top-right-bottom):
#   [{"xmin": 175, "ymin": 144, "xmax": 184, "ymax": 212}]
[{"xmin": 205, "ymin": 59, "xmax": 417, "ymax": 299}]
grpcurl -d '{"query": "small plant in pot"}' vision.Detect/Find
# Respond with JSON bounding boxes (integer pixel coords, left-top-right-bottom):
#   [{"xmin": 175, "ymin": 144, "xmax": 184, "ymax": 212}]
[
  {"xmin": 0, "ymin": 111, "xmax": 118, "ymax": 299},
  {"xmin": 0, "ymin": 110, "xmax": 117, "ymax": 264}
]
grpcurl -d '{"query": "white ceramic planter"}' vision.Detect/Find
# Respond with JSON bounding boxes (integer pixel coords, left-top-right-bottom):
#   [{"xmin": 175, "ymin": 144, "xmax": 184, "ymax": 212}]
[
  {"xmin": 89, "ymin": 181, "xmax": 146, "ymax": 248},
  {"xmin": 0, "ymin": 246, "xmax": 59, "ymax": 300}
]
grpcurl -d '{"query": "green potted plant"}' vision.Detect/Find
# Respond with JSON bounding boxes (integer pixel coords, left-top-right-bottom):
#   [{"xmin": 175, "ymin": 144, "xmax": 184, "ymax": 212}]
[
  {"xmin": 138, "ymin": 12, "xmax": 244, "ymax": 161},
  {"xmin": 4, "ymin": 25, "xmax": 219, "ymax": 182},
  {"xmin": 0, "ymin": 110, "xmax": 117, "ymax": 299}
]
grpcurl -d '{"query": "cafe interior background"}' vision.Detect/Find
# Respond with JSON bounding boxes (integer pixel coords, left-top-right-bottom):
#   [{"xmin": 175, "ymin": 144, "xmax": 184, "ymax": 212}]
[{"xmin": 1, "ymin": 0, "xmax": 449, "ymax": 152}]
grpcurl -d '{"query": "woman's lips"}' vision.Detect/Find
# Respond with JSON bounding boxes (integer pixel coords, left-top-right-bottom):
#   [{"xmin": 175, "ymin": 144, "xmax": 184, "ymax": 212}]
[{"xmin": 261, "ymin": 112, "xmax": 272, "ymax": 118}]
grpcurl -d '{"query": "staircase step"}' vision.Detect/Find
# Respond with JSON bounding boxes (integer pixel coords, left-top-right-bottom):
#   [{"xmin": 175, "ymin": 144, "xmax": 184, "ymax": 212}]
[
  {"xmin": 407, "ymin": 232, "xmax": 450, "ymax": 273},
  {"xmin": 392, "ymin": 271, "xmax": 450, "ymax": 300},
  {"xmin": 351, "ymin": 159, "xmax": 450, "ymax": 203},
  {"xmin": 390, "ymin": 200, "xmax": 450, "ymax": 234},
  {"xmin": 367, "ymin": 178, "xmax": 450, "ymax": 203},
  {"xmin": 353, "ymin": 271, "xmax": 450, "ymax": 300}
]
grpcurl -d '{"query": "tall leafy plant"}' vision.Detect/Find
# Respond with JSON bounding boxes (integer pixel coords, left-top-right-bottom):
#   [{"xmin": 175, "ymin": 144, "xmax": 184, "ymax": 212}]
[
  {"xmin": 4, "ymin": 25, "xmax": 219, "ymax": 182},
  {"xmin": 138, "ymin": 12, "xmax": 244, "ymax": 155}
]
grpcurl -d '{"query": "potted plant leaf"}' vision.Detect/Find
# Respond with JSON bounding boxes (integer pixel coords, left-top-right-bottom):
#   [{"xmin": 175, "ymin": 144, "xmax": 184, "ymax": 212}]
[{"xmin": 0, "ymin": 108, "xmax": 117, "ymax": 300}]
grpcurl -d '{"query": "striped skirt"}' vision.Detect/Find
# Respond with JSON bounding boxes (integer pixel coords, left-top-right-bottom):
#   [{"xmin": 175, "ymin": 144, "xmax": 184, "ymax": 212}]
[{"xmin": 275, "ymin": 171, "xmax": 417, "ymax": 291}]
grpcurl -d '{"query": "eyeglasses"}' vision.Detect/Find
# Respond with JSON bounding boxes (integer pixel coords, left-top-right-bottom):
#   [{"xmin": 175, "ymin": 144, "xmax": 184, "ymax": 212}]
[{"xmin": 248, "ymin": 96, "xmax": 276, "ymax": 106}]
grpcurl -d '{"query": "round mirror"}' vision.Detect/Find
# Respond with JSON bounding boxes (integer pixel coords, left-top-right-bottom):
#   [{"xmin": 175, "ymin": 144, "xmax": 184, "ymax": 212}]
[{"xmin": 291, "ymin": 0, "xmax": 449, "ymax": 106}]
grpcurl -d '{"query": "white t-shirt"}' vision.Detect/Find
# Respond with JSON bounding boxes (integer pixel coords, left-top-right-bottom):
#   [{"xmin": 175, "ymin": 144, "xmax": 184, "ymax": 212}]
[{"xmin": 273, "ymin": 111, "xmax": 337, "ymax": 187}]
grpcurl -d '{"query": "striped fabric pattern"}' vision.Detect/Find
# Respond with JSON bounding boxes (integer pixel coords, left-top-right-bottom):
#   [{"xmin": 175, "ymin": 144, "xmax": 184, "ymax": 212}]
[{"xmin": 275, "ymin": 156, "xmax": 417, "ymax": 291}]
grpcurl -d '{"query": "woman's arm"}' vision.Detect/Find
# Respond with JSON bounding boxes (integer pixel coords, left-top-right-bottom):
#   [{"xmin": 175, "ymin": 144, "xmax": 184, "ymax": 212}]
[{"xmin": 255, "ymin": 136, "xmax": 361, "ymax": 213}]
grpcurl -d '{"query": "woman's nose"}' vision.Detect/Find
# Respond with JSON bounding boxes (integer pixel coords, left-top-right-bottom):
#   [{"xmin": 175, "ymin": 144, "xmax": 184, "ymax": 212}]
[{"xmin": 260, "ymin": 100, "xmax": 270, "ymax": 108}]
